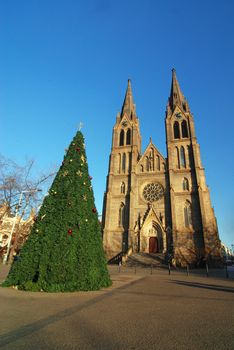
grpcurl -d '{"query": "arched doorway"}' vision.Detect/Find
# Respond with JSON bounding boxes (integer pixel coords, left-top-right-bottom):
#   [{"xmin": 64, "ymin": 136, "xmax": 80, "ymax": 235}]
[{"xmin": 149, "ymin": 237, "xmax": 158, "ymax": 253}]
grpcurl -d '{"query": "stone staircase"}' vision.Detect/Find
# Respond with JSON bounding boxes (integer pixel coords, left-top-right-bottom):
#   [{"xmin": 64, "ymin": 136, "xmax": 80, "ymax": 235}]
[{"xmin": 124, "ymin": 252, "xmax": 167, "ymax": 268}]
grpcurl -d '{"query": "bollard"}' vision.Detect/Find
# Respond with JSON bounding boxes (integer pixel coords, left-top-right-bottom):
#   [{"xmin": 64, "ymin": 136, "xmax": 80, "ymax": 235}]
[
  {"xmin": 206, "ymin": 263, "xmax": 209, "ymax": 277},
  {"xmin": 168, "ymin": 262, "xmax": 171, "ymax": 275},
  {"xmin": 226, "ymin": 264, "xmax": 229, "ymax": 279},
  {"xmin": 150, "ymin": 264, "xmax": 153, "ymax": 275},
  {"xmin": 186, "ymin": 264, "xmax": 189, "ymax": 276},
  {"xmin": 118, "ymin": 261, "xmax": 121, "ymax": 273}
]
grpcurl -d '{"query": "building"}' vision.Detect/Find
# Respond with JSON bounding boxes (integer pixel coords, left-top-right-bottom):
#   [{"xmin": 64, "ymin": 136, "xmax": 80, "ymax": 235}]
[
  {"xmin": 0, "ymin": 203, "xmax": 34, "ymax": 261},
  {"xmin": 102, "ymin": 70, "xmax": 221, "ymax": 266}
]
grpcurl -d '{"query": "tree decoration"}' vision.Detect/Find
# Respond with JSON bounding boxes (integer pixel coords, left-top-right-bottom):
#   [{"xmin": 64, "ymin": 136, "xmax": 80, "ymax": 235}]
[
  {"xmin": 76, "ymin": 148, "xmax": 80, "ymax": 152},
  {"xmin": 92, "ymin": 208, "xmax": 97, "ymax": 213},
  {"xmin": 89, "ymin": 176, "xmax": 93, "ymax": 180},
  {"xmin": 69, "ymin": 159, "xmax": 73, "ymax": 163},
  {"xmin": 3, "ymin": 130, "xmax": 111, "ymax": 292}
]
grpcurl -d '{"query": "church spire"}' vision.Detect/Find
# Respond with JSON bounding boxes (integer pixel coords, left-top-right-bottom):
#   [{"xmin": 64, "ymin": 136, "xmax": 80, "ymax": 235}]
[
  {"xmin": 168, "ymin": 69, "xmax": 188, "ymax": 112},
  {"xmin": 121, "ymin": 79, "xmax": 136, "ymax": 119}
]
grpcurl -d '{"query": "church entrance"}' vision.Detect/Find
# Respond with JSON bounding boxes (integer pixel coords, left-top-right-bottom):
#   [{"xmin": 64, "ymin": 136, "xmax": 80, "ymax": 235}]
[{"xmin": 149, "ymin": 237, "xmax": 158, "ymax": 253}]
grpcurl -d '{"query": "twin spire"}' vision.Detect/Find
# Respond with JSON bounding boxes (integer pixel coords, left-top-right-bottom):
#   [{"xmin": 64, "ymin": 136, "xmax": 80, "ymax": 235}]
[
  {"xmin": 121, "ymin": 69, "xmax": 189, "ymax": 118},
  {"xmin": 168, "ymin": 68, "xmax": 189, "ymax": 112},
  {"xmin": 121, "ymin": 79, "xmax": 136, "ymax": 119}
]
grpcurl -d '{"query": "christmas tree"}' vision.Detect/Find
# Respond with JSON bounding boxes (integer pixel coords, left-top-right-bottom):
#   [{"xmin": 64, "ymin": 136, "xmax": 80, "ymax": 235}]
[{"xmin": 3, "ymin": 131, "xmax": 111, "ymax": 292}]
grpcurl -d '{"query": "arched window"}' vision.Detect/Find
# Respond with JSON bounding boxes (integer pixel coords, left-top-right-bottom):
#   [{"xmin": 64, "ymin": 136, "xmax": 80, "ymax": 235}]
[
  {"xmin": 184, "ymin": 201, "xmax": 192, "ymax": 227},
  {"xmin": 156, "ymin": 155, "xmax": 160, "ymax": 171},
  {"xmin": 174, "ymin": 121, "xmax": 180, "ymax": 139},
  {"xmin": 119, "ymin": 129, "xmax": 124, "ymax": 146},
  {"xmin": 118, "ymin": 203, "xmax": 125, "ymax": 226},
  {"xmin": 122, "ymin": 153, "xmax": 126, "ymax": 173},
  {"xmin": 187, "ymin": 145, "xmax": 194, "ymax": 168},
  {"xmin": 120, "ymin": 182, "xmax": 125, "ymax": 194},
  {"xmin": 181, "ymin": 120, "xmax": 188, "ymax": 138},
  {"xmin": 175, "ymin": 147, "xmax": 180, "ymax": 169},
  {"xmin": 149, "ymin": 148, "xmax": 154, "ymax": 171},
  {"xmin": 141, "ymin": 165, "xmax": 144, "ymax": 172},
  {"xmin": 145, "ymin": 156, "xmax": 149, "ymax": 172},
  {"xmin": 180, "ymin": 146, "xmax": 186, "ymax": 168},
  {"xmin": 183, "ymin": 178, "xmax": 189, "ymax": 191},
  {"xmin": 128, "ymin": 152, "xmax": 131, "ymax": 172},
  {"xmin": 126, "ymin": 129, "xmax": 131, "ymax": 145},
  {"xmin": 118, "ymin": 153, "xmax": 121, "ymax": 173}
]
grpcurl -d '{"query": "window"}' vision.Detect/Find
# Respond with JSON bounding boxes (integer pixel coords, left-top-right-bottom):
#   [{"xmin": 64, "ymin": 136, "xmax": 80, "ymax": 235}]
[
  {"xmin": 119, "ymin": 129, "xmax": 124, "ymax": 146},
  {"xmin": 187, "ymin": 145, "xmax": 194, "ymax": 168},
  {"xmin": 174, "ymin": 121, "xmax": 180, "ymax": 139},
  {"xmin": 126, "ymin": 129, "xmax": 131, "ymax": 145},
  {"xmin": 118, "ymin": 203, "xmax": 125, "ymax": 226},
  {"xmin": 118, "ymin": 153, "xmax": 121, "ymax": 173},
  {"xmin": 180, "ymin": 146, "xmax": 186, "ymax": 168},
  {"xmin": 122, "ymin": 153, "xmax": 126, "ymax": 173},
  {"xmin": 183, "ymin": 178, "xmax": 189, "ymax": 191},
  {"xmin": 181, "ymin": 120, "xmax": 188, "ymax": 138},
  {"xmin": 156, "ymin": 155, "xmax": 160, "ymax": 171},
  {"xmin": 145, "ymin": 156, "xmax": 149, "ymax": 172},
  {"xmin": 121, "ymin": 182, "xmax": 125, "ymax": 194},
  {"xmin": 149, "ymin": 148, "xmax": 154, "ymax": 171},
  {"xmin": 175, "ymin": 147, "xmax": 180, "ymax": 169},
  {"xmin": 128, "ymin": 152, "xmax": 131, "ymax": 172},
  {"xmin": 184, "ymin": 201, "xmax": 192, "ymax": 227}
]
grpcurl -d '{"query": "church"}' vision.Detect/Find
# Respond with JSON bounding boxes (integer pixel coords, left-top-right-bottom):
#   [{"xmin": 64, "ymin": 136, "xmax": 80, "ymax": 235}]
[{"xmin": 102, "ymin": 70, "xmax": 221, "ymax": 266}]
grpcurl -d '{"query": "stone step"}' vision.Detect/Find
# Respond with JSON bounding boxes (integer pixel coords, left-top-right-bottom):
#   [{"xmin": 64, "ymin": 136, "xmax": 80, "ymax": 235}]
[{"xmin": 124, "ymin": 253, "xmax": 167, "ymax": 268}]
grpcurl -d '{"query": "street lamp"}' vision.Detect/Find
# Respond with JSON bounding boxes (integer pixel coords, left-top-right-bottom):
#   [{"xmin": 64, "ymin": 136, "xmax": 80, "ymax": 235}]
[{"xmin": 3, "ymin": 188, "xmax": 41, "ymax": 264}]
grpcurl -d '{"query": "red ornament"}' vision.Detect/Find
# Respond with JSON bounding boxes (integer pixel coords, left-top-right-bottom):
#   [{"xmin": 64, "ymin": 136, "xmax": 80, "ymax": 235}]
[
  {"xmin": 67, "ymin": 229, "xmax": 73, "ymax": 235},
  {"xmin": 92, "ymin": 208, "xmax": 97, "ymax": 213},
  {"xmin": 76, "ymin": 148, "xmax": 80, "ymax": 152}
]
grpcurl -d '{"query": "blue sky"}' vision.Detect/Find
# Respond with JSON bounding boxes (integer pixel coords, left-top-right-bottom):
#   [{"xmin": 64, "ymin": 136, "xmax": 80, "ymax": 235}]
[{"xmin": 1, "ymin": 0, "xmax": 234, "ymax": 248}]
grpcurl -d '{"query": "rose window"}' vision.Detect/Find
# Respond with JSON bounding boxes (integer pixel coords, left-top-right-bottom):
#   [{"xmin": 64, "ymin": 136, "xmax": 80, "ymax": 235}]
[{"xmin": 143, "ymin": 183, "xmax": 164, "ymax": 202}]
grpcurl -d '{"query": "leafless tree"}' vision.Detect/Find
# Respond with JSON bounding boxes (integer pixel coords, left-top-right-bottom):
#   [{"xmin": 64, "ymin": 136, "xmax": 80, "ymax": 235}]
[
  {"xmin": 0, "ymin": 154, "xmax": 56, "ymax": 261},
  {"xmin": 0, "ymin": 154, "xmax": 55, "ymax": 218}
]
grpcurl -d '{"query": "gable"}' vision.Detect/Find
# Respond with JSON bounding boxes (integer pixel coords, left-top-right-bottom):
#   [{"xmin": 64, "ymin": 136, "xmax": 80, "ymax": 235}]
[{"xmin": 137, "ymin": 141, "xmax": 166, "ymax": 173}]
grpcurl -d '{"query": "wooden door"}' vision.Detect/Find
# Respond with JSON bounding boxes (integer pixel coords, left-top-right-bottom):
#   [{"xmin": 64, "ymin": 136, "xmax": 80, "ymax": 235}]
[{"xmin": 149, "ymin": 237, "xmax": 158, "ymax": 253}]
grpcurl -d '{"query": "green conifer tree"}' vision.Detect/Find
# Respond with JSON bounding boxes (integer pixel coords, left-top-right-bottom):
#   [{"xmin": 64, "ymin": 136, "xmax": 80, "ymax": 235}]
[{"xmin": 3, "ymin": 131, "xmax": 111, "ymax": 292}]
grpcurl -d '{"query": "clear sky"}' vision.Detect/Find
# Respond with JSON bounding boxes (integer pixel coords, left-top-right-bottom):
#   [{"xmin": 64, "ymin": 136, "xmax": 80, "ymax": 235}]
[{"xmin": 1, "ymin": 0, "xmax": 234, "ymax": 248}]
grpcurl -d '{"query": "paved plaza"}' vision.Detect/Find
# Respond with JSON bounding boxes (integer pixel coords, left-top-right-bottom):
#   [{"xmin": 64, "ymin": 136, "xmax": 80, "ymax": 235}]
[{"xmin": 0, "ymin": 265, "xmax": 234, "ymax": 350}]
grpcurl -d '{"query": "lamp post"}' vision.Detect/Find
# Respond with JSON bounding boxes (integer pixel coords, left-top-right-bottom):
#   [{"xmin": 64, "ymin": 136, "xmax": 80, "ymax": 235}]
[{"xmin": 3, "ymin": 189, "xmax": 41, "ymax": 264}]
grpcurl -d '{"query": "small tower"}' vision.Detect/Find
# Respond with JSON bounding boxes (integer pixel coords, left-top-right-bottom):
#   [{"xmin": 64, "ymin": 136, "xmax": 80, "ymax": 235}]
[
  {"xmin": 165, "ymin": 69, "xmax": 221, "ymax": 266},
  {"xmin": 102, "ymin": 80, "xmax": 142, "ymax": 259}
]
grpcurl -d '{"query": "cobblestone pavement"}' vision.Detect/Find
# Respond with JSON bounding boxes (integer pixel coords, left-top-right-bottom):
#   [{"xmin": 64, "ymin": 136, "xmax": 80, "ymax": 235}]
[{"xmin": 0, "ymin": 265, "xmax": 234, "ymax": 350}]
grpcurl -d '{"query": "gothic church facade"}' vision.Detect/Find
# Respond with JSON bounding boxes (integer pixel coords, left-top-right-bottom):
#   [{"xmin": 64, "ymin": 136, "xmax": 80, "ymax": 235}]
[{"xmin": 102, "ymin": 70, "xmax": 221, "ymax": 266}]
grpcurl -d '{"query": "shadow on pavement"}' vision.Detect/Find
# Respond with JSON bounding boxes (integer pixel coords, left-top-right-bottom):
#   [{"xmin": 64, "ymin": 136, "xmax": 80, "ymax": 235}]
[
  {"xmin": 171, "ymin": 280, "xmax": 234, "ymax": 293},
  {"xmin": 0, "ymin": 277, "xmax": 145, "ymax": 348}
]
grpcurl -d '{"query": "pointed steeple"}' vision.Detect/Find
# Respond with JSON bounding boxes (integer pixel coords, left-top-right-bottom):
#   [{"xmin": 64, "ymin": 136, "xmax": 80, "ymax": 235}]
[
  {"xmin": 121, "ymin": 79, "xmax": 136, "ymax": 119},
  {"xmin": 168, "ymin": 69, "xmax": 189, "ymax": 112}
]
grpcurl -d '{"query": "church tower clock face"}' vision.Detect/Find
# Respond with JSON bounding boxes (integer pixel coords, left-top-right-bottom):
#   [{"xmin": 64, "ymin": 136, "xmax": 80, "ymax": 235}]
[{"xmin": 142, "ymin": 183, "xmax": 164, "ymax": 202}]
